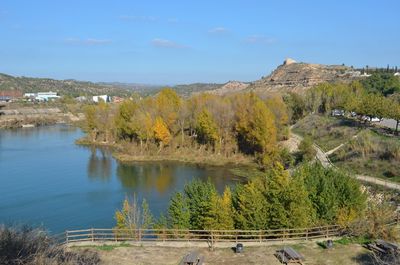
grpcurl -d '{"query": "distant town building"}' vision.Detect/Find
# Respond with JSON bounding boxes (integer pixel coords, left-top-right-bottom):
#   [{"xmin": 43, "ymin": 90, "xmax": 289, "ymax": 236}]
[
  {"xmin": 93, "ymin": 95, "xmax": 110, "ymax": 103},
  {"xmin": 24, "ymin": 91, "xmax": 60, "ymax": 101},
  {"xmin": 75, "ymin": 96, "xmax": 88, "ymax": 102},
  {"xmin": 0, "ymin": 90, "xmax": 23, "ymax": 102},
  {"xmin": 112, "ymin": 96, "xmax": 124, "ymax": 103}
]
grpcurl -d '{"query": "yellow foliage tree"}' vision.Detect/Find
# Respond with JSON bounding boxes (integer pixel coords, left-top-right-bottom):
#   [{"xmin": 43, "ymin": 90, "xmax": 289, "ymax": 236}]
[{"xmin": 153, "ymin": 117, "xmax": 171, "ymax": 148}]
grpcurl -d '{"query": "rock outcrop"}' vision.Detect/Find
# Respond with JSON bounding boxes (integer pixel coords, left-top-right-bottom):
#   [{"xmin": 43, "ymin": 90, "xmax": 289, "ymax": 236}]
[{"xmin": 248, "ymin": 59, "xmax": 359, "ymax": 94}]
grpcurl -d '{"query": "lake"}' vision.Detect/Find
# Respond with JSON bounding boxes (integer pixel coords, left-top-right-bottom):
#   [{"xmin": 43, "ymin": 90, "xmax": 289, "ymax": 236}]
[{"xmin": 0, "ymin": 125, "xmax": 241, "ymax": 233}]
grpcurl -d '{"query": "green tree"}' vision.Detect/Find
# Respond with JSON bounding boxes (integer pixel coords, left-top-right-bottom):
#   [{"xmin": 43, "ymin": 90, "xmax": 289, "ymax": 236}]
[
  {"xmin": 295, "ymin": 163, "xmax": 366, "ymax": 225},
  {"xmin": 184, "ymin": 179, "xmax": 217, "ymax": 230},
  {"xmin": 204, "ymin": 187, "xmax": 235, "ymax": 230},
  {"xmin": 167, "ymin": 192, "xmax": 190, "ymax": 229},
  {"xmin": 298, "ymin": 136, "xmax": 316, "ymax": 162},
  {"xmin": 361, "ymin": 72, "xmax": 400, "ymax": 96}
]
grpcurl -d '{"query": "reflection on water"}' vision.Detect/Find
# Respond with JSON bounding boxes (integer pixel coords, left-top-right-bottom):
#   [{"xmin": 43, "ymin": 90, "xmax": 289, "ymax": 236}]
[
  {"xmin": 87, "ymin": 148, "xmax": 112, "ymax": 181},
  {"xmin": 0, "ymin": 125, "xmax": 241, "ymax": 233}
]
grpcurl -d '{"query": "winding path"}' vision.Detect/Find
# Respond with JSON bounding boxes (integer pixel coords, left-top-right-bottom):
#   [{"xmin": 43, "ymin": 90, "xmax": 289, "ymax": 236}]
[{"xmin": 290, "ymin": 132, "xmax": 400, "ymax": 191}]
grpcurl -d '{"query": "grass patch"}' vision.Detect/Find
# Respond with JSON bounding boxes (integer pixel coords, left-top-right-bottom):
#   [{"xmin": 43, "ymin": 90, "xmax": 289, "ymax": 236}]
[
  {"xmin": 330, "ymin": 130, "xmax": 400, "ymax": 182},
  {"xmin": 72, "ymin": 242, "xmax": 132, "ymax": 251},
  {"xmin": 292, "ymin": 114, "xmax": 361, "ymax": 151},
  {"xmin": 334, "ymin": 236, "xmax": 372, "ymax": 245}
]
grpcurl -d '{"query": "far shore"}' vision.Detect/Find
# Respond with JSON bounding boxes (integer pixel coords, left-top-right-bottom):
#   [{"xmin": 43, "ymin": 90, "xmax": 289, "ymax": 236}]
[{"xmin": 75, "ymin": 137, "xmax": 257, "ymax": 169}]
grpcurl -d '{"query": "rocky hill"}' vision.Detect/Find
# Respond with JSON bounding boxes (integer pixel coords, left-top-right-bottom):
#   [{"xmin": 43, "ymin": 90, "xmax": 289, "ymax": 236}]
[
  {"xmin": 248, "ymin": 58, "xmax": 360, "ymax": 94},
  {"xmin": 0, "ymin": 73, "xmax": 131, "ymax": 97},
  {"xmin": 204, "ymin": 81, "xmax": 249, "ymax": 95}
]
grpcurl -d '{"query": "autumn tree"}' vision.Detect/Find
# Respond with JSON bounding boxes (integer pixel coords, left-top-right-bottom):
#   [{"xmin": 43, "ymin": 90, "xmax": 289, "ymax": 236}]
[
  {"xmin": 234, "ymin": 93, "xmax": 277, "ymax": 155},
  {"xmin": 265, "ymin": 95, "xmax": 289, "ymax": 139},
  {"xmin": 114, "ymin": 100, "xmax": 138, "ymax": 141},
  {"xmin": 195, "ymin": 108, "xmax": 219, "ymax": 148},
  {"xmin": 115, "ymin": 194, "xmax": 153, "ymax": 230},
  {"xmin": 153, "ymin": 117, "xmax": 171, "ymax": 149},
  {"xmin": 155, "ymin": 88, "xmax": 182, "ymax": 133}
]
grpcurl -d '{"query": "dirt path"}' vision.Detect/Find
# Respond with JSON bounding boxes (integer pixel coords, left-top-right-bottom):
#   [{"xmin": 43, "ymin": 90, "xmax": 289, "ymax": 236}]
[{"xmin": 289, "ymin": 131, "xmax": 400, "ymax": 191}]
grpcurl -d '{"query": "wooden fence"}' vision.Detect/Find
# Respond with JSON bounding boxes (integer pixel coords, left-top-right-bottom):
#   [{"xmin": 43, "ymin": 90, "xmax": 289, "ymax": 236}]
[{"xmin": 61, "ymin": 225, "xmax": 342, "ymax": 245}]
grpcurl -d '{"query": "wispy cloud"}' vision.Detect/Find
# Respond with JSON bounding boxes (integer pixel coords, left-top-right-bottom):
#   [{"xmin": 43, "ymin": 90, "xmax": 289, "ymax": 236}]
[
  {"xmin": 208, "ymin": 27, "xmax": 229, "ymax": 34},
  {"xmin": 119, "ymin": 15, "xmax": 157, "ymax": 22},
  {"xmin": 65, "ymin": 38, "xmax": 112, "ymax": 45},
  {"xmin": 151, "ymin": 38, "xmax": 189, "ymax": 49},
  {"xmin": 245, "ymin": 35, "xmax": 276, "ymax": 45}
]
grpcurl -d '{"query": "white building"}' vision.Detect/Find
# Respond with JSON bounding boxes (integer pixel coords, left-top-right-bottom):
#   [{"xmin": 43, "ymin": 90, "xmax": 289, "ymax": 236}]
[
  {"xmin": 36, "ymin": 91, "xmax": 60, "ymax": 101},
  {"xmin": 24, "ymin": 91, "xmax": 60, "ymax": 101},
  {"xmin": 93, "ymin": 95, "xmax": 110, "ymax": 103}
]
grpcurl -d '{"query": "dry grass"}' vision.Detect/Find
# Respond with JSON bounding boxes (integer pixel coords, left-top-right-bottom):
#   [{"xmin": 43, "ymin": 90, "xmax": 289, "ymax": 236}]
[
  {"xmin": 293, "ymin": 114, "xmax": 361, "ymax": 151},
  {"xmin": 74, "ymin": 242, "xmax": 375, "ymax": 265}
]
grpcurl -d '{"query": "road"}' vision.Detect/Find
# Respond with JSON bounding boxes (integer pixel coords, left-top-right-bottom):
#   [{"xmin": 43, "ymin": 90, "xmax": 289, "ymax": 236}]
[{"xmin": 290, "ymin": 132, "xmax": 400, "ymax": 191}]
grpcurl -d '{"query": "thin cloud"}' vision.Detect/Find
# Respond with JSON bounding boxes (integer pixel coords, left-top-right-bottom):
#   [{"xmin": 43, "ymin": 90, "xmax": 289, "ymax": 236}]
[
  {"xmin": 119, "ymin": 15, "xmax": 157, "ymax": 22},
  {"xmin": 65, "ymin": 38, "xmax": 112, "ymax": 45},
  {"xmin": 208, "ymin": 27, "xmax": 229, "ymax": 34},
  {"xmin": 245, "ymin": 35, "xmax": 276, "ymax": 45},
  {"xmin": 151, "ymin": 38, "xmax": 189, "ymax": 49}
]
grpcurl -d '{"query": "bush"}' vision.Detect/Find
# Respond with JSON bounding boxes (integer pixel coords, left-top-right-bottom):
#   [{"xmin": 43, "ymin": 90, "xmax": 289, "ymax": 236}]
[
  {"xmin": 298, "ymin": 136, "xmax": 316, "ymax": 162},
  {"xmin": 0, "ymin": 225, "xmax": 100, "ymax": 265}
]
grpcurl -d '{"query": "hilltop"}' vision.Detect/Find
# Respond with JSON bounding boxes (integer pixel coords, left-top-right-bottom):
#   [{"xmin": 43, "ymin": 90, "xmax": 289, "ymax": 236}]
[{"xmin": 248, "ymin": 58, "xmax": 359, "ymax": 94}]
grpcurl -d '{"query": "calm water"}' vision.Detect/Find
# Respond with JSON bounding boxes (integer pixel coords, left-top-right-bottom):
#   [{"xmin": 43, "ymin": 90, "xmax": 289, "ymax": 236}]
[{"xmin": 0, "ymin": 125, "xmax": 240, "ymax": 233}]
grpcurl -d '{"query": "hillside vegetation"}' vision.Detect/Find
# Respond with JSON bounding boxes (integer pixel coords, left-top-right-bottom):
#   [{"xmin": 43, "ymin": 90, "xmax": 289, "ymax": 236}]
[{"xmin": 0, "ymin": 73, "xmax": 131, "ymax": 97}]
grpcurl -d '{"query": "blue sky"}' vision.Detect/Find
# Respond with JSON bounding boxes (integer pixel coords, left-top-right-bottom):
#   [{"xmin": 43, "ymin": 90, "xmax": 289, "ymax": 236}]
[{"xmin": 0, "ymin": 0, "xmax": 399, "ymax": 84}]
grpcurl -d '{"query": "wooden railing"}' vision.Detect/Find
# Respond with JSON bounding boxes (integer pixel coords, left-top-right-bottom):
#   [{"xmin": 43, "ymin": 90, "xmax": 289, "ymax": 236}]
[{"xmin": 61, "ymin": 225, "xmax": 342, "ymax": 245}]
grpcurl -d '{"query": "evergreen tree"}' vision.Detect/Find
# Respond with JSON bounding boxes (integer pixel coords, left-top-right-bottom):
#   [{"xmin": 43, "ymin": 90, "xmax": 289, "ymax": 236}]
[
  {"xmin": 167, "ymin": 192, "xmax": 190, "ymax": 229},
  {"xmin": 184, "ymin": 179, "xmax": 217, "ymax": 230},
  {"xmin": 204, "ymin": 187, "xmax": 234, "ymax": 230}
]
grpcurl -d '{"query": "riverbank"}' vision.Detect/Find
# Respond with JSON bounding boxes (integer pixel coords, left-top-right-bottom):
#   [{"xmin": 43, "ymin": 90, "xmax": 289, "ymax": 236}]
[
  {"xmin": 0, "ymin": 109, "xmax": 84, "ymax": 129},
  {"xmin": 76, "ymin": 137, "xmax": 257, "ymax": 168}
]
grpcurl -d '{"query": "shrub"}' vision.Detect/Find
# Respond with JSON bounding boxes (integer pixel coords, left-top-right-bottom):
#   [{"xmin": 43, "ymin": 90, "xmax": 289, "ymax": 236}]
[{"xmin": 0, "ymin": 225, "xmax": 100, "ymax": 265}]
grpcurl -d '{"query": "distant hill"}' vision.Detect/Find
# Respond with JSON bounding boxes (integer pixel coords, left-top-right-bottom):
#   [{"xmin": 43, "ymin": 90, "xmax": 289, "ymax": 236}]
[
  {"xmin": 200, "ymin": 81, "xmax": 249, "ymax": 95},
  {"xmin": 248, "ymin": 58, "xmax": 360, "ymax": 94},
  {"xmin": 0, "ymin": 73, "xmax": 223, "ymax": 98},
  {"xmin": 0, "ymin": 73, "xmax": 131, "ymax": 97}
]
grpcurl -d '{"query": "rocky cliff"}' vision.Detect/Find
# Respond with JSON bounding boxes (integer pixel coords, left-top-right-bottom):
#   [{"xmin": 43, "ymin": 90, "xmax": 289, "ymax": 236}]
[{"xmin": 248, "ymin": 58, "xmax": 360, "ymax": 94}]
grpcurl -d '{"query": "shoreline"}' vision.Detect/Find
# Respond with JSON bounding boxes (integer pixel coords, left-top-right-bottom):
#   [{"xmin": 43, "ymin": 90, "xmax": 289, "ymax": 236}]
[{"xmin": 75, "ymin": 137, "xmax": 257, "ymax": 168}]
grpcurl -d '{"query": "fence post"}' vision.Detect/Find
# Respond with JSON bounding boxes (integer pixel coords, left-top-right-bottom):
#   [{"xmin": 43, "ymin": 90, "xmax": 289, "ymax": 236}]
[
  {"xmin": 91, "ymin": 228, "xmax": 94, "ymax": 242},
  {"xmin": 259, "ymin": 230, "xmax": 262, "ymax": 243},
  {"xmin": 306, "ymin": 228, "xmax": 308, "ymax": 240},
  {"xmin": 65, "ymin": 230, "xmax": 68, "ymax": 244},
  {"xmin": 326, "ymin": 226, "xmax": 329, "ymax": 238}
]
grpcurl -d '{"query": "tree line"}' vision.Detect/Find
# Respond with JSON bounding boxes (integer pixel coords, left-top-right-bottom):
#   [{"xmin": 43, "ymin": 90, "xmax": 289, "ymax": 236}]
[
  {"xmin": 115, "ymin": 163, "xmax": 367, "ymax": 231},
  {"xmin": 82, "ymin": 89, "xmax": 290, "ymax": 167},
  {"xmin": 284, "ymin": 73, "xmax": 400, "ymax": 133}
]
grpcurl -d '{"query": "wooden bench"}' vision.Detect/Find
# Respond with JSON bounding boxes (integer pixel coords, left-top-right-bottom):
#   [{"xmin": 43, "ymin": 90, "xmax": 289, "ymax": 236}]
[
  {"xmin": 367, "ymin": 243, "xmax": 387, "ymax": 255},
  {"xmin": 180, "ymin": 251, "xmax": 204, "ymax": 265},
  {"xmin": 276, "ymin": 247, "xmax": 304, "ymax": 264}
]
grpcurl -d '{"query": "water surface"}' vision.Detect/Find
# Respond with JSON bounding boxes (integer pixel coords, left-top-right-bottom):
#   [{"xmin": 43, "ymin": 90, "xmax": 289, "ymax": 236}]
[{"xmin": 0, "ymin": 125, "xmax": 240, "ymax": 233}]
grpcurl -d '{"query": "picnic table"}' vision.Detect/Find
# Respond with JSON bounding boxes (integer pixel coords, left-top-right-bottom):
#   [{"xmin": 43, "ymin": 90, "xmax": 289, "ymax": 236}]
[
  {"xmin": 276, "ymin": 247, "xmax": 305, "ymax": 264},
  {"xmin": 366, "ymin": 239, "xmax": 400, "ymax": 257},
  {"xmin": 180, "ymin": 251, "xmax": 204, "ymax": 265}
]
